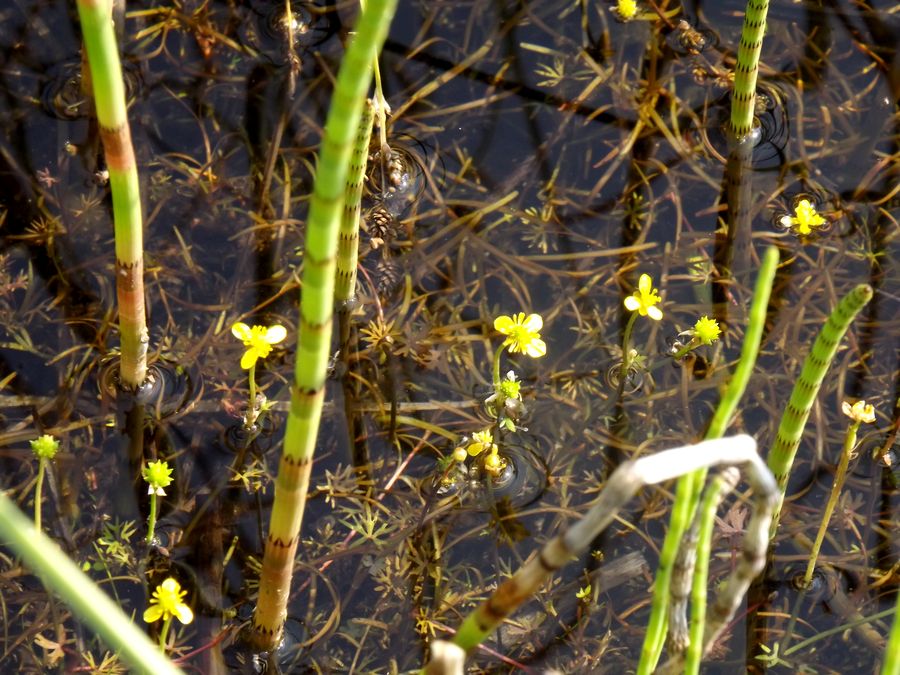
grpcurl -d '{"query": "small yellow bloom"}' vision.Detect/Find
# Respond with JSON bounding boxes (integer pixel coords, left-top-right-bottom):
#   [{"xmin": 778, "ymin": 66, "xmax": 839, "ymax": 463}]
[
  {"xmin": 615, "ymin": 0, "xmax": 638, "ymax": 20},
  {"xmin": 780, "ymin": 199, "xmax": 826, "ymax": 235},
  {"xmin": 841, "ymin": 400, "xmax": 876, "ymax": 424},
  {"xmin": 30, "ymin": 434, "xmax": 59, "ymax": 460},
  {"xmin": 693, "ymin": 316, "xmax": 721, "ymax": 345},
  {"xmin": 576, "ymin": 584, "xmax": 592, "ymax": 600},
  {"xmin": 494, "ymin": 313, "xmax": 546, "ymax": 358},
  {"xmin": 466, "ymin": 429, "xmax": 497, "ymax": 457},
  {"xmin": 624, "ymin": 274, "xmax": 663, "ymax": 320},
  {"xmin": 231, "ymin": 322, "xmax": 287, "ymax": 369},
  {"xmin": 452, "ymin": 446, "xmax": 468, "ymax": 463},
  {"xmin": 483, "ymin": 448, "xmax": 504, "ymax": 475},
  {"xmin": 142, "ymin": 460, "xmax": 173, "ymax": 496},
  {"xmin": 143, "ymin": 578, "xmax": 193, "ymax": 625}
]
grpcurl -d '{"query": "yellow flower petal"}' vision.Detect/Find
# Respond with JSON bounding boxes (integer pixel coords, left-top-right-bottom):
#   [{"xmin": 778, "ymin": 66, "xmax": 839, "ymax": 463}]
[
  {"xmin": 494, "ymin": 315, "xmax": 514, "ymax": 333},
  {"xmin": 638, "ymin": 274, "xmax": 652, "ymax": 294},
  {"xmin": 240, "ymin": 349, "xmax": 259, "ymax": 370},
  {"xmin": 522, "ymin": 314, "xmax": 543, "ymax": 332},
  {"xmin": 174, "ymin": 604, "xmax": 194, "ymax": 625},
  {"xmin": 143, "ymin": 605, "xmax": 163, "ymax": 623},
  {"xmin": 265, "ymin": 325, "xmax": 287, "ymax": 344},
  {"xmin": 525, "ymin": 338, "xmax": 546, "ymax": 357},
  {"xmin": 231, "ymin": 322, "xmax": 251, "ymax": 340},
  {"xmin": 647, "ymin": 305, "xmax": 663, "ymax": 321},
  {"xmin": 624, "ymin": 296, "xmax": 640, "ymax": 312}
]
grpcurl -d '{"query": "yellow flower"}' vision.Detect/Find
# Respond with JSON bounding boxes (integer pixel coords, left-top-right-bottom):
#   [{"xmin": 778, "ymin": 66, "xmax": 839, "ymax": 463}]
[
  {"xmin": 30, "ymin": 434, "xmax": 59, "ymax": 460},
  {"xmin": 142, "ymin": 460, "xmax": 173, "ymax": 496},
  {"xmin": 576, "ymin": 584, "xmax": 592, "ymax": 600},
  {"xmin": 452, "ymin": 446, "xmax": 468, "ymax": 463},
  {"xmin": 615, "ymin": 0, "xmax": 638, "ymax": 20},
  {"xmin": 841, "ymin": 400, "xmax": 875, "ymax": 424},
  {"xmin": 143, "ymin": 578, "xmax": 193, "ymax": 625},
  {"xmin": 624, "ymin": 274, "xmax": 663, "ymax": 320},
  {"xmin": 231, "ymin": 322, "xmax": 287, "ymax": 369},
  {"xmin": 780, "ymin": 199, "xmax": 825, "ymax": 235},
  {"xmin": 483, "ymin": 448, "xmax": 504, "ymax": 475},
  {"xmin": 466, "ymin": 429, "xmax": 497, "ymax": 457},
  {"xmin": 494, "ymin": 313, "xmax": 546, "ymax": 358},
  {"xmin": 693, "ymin": 316, "xmax": 721, "ymax": 345}
]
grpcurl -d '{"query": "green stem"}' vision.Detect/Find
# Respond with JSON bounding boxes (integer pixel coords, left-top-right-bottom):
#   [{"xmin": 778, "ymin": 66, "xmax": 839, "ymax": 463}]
[
  {"xmin": 802, "ymin": 420, "xmax": 860, "ymax": 586},
  {"xmin": 76, "ymin": 0, "xmax": 148, "ymax": 389},
  {"xmin": 35, "ymin": 457, "xmax": 46, "ymax": 531},
  {"xmin": 491, "ymin": 344, "xmax": 505, "ymax": 389},
  {"xmin": 251, "ymin": 0, "xmax": 397, "ymax": 651},
  {"xmin": 767, "ymin": 283, "xmax": 872, "ymax": 536},
  {"xmin": 146, "ymin": 492, "xmax": 158, "ymax": 544},
  {"xmin": 883, "ymin": 593, "xmax": 900, "ymax": 675},
  {"xmin": 638, "ymin": 245, "xmax": 779, "ymax": 673},
  {"xmin": 247, "ymin": 364, "xmax": 257, "ymax": 428},
  {"xmin": 0, "ymin": 491, "xmax": 183, "ymax": 674},
  {"xmin": 158, "ymin": 616, "xmax": 172, "ymax": 650},
  {"xmin": 684, "ymin": 470, "xmax": 739, "ymax": 673},
  {"xmin": 335, "ymin": 100, "xmax": 375, "ymax": 304},
  {"xmin": 673, "ymin": 338, "xmax": 699, "ymax": 360},
  {"xmin": 618, "ymin": 311, "xmax": 638, "ymax": 385},
  {"xmin": 730, "ymin": 0, "xmax": 770, "ymax": 139}
]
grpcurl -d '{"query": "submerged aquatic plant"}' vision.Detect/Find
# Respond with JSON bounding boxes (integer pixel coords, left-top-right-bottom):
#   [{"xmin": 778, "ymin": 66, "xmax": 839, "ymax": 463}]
[
  {"xmin": 144, "ymin": 578, "xmax": 193, "ymax": 650},
  {"xmin": 29, "ymin": 434, "xmax": 59, "ymax": 532},
  {"xmin": 142, "ymin": 460, "xmax": 173, "ymax": 544},
  {"xmin": 231, "ymin": 322, "xmax": 286, "ymax": 428}
]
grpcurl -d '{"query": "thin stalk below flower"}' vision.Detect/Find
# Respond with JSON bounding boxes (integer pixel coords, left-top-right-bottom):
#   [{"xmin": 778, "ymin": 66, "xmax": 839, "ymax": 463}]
[
  {"xmin": 34, "ymin": 458, "xmax": 47, "ymax": 531},
  {"xmin": 803, "ymin": 421, "xmax": 860, "ymax": 586},
  {"xmin": 618, "ymin": 312, "xmax": 639, "ymax": 385},
  {"xmin": 146, "ymin": 492, "xmax": 158, "ymax": 544},
  {"xmin": 492, "ymin": 344, "xmax": 505, "ymax": 390}
]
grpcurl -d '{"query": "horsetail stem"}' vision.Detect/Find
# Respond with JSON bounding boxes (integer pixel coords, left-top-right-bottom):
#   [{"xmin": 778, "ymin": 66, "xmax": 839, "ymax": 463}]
[
  {"xmin": 335, "ymin": 100, "xmax": 374, "ymax": 305},
  {"xmin": 731, "ymin": 0, "xmax": 770, "ymax": 139},
  {"xmin": 767, "ymin": 283, "xmax": 873, "ymax": 535},
  {"xmin": 76, "ymin": 0, "xmax": 148, "ymax": 389},
  {"xmin": 638, "ymin": 246, "xmax": 779, "ymax": 673},
  {"xmin": 250, "ymin": 0, "xmax": 397, "ymax": 651}
]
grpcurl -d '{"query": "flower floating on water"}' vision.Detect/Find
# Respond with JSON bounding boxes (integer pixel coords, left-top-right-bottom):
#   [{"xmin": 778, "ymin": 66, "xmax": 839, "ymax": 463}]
[
  {"xmin": 466, "ymin": 429, "xmax": 497, "ymax": 458},
  {"xmin": 841, "ymin": 400, "xmax": 875, "ymax": 425},
  {"xmin": 483, "ymin": 447, "xmax": 504, "ymax": 476},
  {"xmin": 614, "ymin": 0, "xmax": 638, "ymax": 21},
  {"xmin": 693, "ymin": 316, "xmax": 721, "ymax": 345},
  {"xmin": 624, "ymin": 273, "xmax": 663, "ymax": 320},
  {"xmin": 494, "ymin": 313, "xmax": 546, "ymax": 358},
  {"xmin": 780, "ymin": 199, "xmax": 826, "ymax": 235},
  {"xmin": 142, "ymin": 460, "xmax": 173, "ymax": 496},
  {"xmin": 30, "ymin": 434, "xmax": 59, "ymax": 460},
  {"xmin": 231, "ymin": 322, "xmax": 287, "ymax": 369},
  {"xmin": 143, "ymin": 578, "xmax": 193, "ymax": 625}
]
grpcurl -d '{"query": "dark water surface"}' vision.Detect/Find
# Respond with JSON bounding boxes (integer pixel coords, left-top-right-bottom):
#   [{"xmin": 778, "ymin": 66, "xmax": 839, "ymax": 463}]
[{"xmin": 0, "ymin": 0, "xmax": 898, "ymax": 672}]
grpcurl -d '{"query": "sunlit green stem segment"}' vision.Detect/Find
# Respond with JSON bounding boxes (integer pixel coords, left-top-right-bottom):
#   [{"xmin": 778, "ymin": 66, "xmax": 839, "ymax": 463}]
[
  {"xmin": 731, "ymin": 0, "xmax": 770, "ymax": 139},
  {"xmin": 766, "ymin": 283, "xmax": 872, "ymax": 535},
  {"xmin": 802, "ymin": 417, "xmax": 861, "ymax": 587},
  {"xmin": 884, "ymin": 591, "xmax": 900, "ymax": 675},
  {"xmin": 0, "ymin": 492, "xmax": 184, "ymax": 674},
  {"xmin": 250, "ymin": 0, "xmax": 397, "ymax": 651},
  {"xmin": 335, "ymin": 100, "xmax": 374, "ymax": 305},
  {"xmin": 76, "ymin": 0, "xmax": 148, "ymax": 389},
  {"xmin": 684, "ymin": 469, "xmax": 740, "ymax": 674},
  {"xmin": 638, "ymin": 245, "xmax": 779, "ymax": 673}
]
